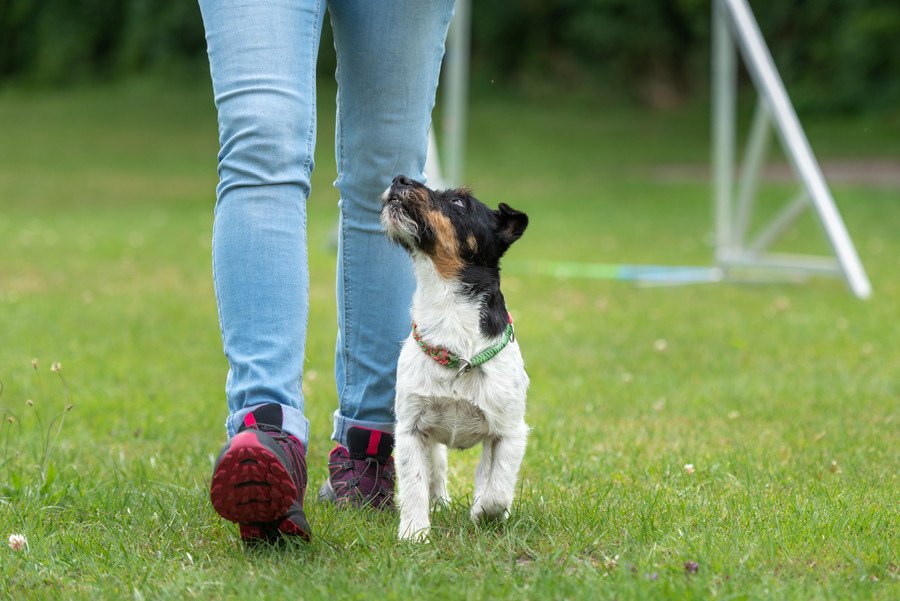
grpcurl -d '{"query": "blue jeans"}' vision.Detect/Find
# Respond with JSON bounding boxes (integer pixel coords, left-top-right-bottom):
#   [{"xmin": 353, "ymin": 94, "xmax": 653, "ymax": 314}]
[{"xmin": 198, "ymin": 0, "xmax": 455, "ymax": 447}]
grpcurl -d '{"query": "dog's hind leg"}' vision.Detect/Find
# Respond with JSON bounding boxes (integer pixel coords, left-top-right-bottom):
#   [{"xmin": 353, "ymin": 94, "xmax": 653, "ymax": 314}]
[
  {"xmin": 471, "ymin": 423, "xmax": 527, "ymax": 522},
  {"xmin": 428, "ymin": 442, "xmax": 450, "ymax": 507},
  {"xmin": 396, "ymin": 426, "xmax": 432, "ymax": 541}
]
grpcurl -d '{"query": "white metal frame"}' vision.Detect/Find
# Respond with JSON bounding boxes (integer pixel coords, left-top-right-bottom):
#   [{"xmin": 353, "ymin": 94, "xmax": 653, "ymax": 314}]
[
  {"xmin": 713, "ymin": 0, "xmax": 871, "ymax": 298},
  {"xmin": 426, "ymin": 0, "xmax": 470, "ymax": 189},
  {"xmin": 428, "ymin": 0, "xmax": 872, "ymax": 298}
]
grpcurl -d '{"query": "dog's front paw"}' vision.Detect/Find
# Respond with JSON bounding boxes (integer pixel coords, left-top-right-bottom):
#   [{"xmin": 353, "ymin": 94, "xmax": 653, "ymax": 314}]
[
  {"xmin": 470, "ymin": 495, "xmax": 511, "ymax": 523},
  {"xmin": 398, "ymin": 521, "xmax": 430, "ymax": 542}
]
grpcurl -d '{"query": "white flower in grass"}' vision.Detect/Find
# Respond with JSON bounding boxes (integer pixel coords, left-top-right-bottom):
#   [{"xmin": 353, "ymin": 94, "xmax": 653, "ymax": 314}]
[
  {"xmin": 50, "ymin": 362, "xmax": 62, "ymax": 372},
  {"xmin": 683, "ymin": 463, "xmax": 695, "ymax": 475},
  {"xmin": 653, "ymin": 339, "xmax": 668, "ymax": 352},
  {"xmin": 8, "ymin": 534, "xmax": 26, "ymax": 551},
  {"xmin": 603, "ymin": 554, "xmax": 619, "ymax": 571}
]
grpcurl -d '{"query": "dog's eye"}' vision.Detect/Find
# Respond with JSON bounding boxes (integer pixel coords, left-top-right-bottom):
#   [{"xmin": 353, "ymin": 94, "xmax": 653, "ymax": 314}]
[{"xmin": 451, "ymin": 198, "xmax": 465, "ymax": 208}]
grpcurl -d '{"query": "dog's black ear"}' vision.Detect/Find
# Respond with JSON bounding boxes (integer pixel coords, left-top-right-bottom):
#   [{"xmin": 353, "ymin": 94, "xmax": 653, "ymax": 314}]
[{"xmin": 495, "ymin": 203, "xmax": 528, "ymax": 248}]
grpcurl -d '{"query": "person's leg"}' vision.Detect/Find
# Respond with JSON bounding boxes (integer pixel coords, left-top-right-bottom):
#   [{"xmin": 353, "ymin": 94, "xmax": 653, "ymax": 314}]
[
  {"xmin": 198, "ymin": 0, "xmax": 325, "ymax": 446},
  {"xmin": 328, "ymin": 0, "xmax": 456, "ymax": 445}
]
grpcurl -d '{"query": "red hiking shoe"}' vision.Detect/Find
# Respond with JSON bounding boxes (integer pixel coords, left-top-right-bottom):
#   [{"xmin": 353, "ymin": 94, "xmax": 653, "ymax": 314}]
[
  {"xmin": 318, "ymin": 426, "xmax": 395, "ymax": 510},
  {"xmin": 210, "ymin": 403, "xmax": 311, "ymax": 542}
]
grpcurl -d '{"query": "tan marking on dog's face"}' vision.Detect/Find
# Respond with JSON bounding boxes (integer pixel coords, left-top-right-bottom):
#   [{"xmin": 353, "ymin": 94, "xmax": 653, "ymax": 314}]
[
  {"xmin": 423, "ymin": 210, "xmax": 463, "ymax": 278},
  {"xmin": 466, "ymin": 234, "xmax": 478, "ymax": 254}
]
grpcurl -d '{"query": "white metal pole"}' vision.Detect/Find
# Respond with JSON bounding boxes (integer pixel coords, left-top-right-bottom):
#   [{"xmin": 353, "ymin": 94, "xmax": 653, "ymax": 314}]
[
  {"xmin": 443, "ymin": 0, "xmax": 471, "ymax": 187},
  {"xmin": 734, "ymin": 100, "xmax": 772, "ymax": 248},
  {"xmin": 712, "ymin": 0, "xmax": 737, "ymax": 263},
  {"xmin": 748, "ymin": 191, "xmax": 810, "ymax": 254},
  {"xmin": 721, "ymin": 0, "xmax": 871, "ymax": 298},
  {"xmin": 425, "ymin": 129, "xmax": 446, "ymax": 189}
]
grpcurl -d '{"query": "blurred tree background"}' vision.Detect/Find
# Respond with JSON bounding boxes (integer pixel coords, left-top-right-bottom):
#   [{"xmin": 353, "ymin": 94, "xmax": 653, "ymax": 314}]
[{"xmin": 1, "ymin": 0, "xmax": 898, "ymax": 113}]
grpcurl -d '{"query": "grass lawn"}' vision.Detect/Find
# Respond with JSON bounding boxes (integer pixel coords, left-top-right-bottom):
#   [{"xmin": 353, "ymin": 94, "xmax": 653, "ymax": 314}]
[{"xmin": 0, "ymin": 78, "xmax": 897, "ymax": 599}]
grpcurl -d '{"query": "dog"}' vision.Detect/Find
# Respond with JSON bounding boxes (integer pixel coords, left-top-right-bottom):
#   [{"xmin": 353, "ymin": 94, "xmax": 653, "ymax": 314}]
[{"xmin": 381, "ymin": 175, "xmax": 530, "ymax": 541}]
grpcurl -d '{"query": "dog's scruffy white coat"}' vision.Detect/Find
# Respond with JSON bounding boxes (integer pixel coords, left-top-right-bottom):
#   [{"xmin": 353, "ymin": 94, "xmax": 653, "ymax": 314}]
[{"xmin": 393, "ymin": 231, "xmax": 530, "ymax": 541}]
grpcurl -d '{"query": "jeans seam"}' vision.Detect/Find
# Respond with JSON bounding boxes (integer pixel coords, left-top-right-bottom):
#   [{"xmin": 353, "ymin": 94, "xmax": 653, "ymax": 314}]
[
  {"xmin": 301, "ymin": 0, "xmax": 321, "ymax": 182},
  {"xmin": 331, "ymin": 9, "xmax": 344, "ymax": 183},
  {"xmin": 291, "ymin": 0, "xmax": 320, "ymax": 420},
  {"xmin": 337, "ymin": 215, "xmax": 355, "ymax": 421},
  {"xmin": 332, "ymin": 9, "xmax": 355, "ymax": 424},
  {"xmin": 211, "ymin": 209, "xmax": 238, "ymax": 429}
]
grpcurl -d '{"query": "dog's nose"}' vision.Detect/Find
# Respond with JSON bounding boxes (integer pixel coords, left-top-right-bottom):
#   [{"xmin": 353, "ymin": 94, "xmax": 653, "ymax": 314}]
[{"xmin": 393, "ymin": 175, "xmax": 413, "ymax": 187}]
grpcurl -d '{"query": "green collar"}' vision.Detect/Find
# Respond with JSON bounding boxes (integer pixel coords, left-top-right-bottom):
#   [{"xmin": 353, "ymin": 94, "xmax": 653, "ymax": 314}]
[{"xmin": 412, "ymin": 313, "xmax": 515, "ymax": 377}]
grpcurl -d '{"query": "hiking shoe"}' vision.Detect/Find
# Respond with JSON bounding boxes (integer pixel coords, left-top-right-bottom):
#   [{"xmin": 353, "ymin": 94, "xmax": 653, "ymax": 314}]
[
  {"xmin": 210, "ymin": 403, "xmax": 311, "ymax": 542},
  {"xmin": 318, "ymin": 426, "xmax": 395, "ymax": 510}
]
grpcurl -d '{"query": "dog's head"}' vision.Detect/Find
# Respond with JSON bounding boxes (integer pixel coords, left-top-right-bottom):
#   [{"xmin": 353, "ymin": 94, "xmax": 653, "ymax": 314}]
[{"xmin": 381, "ymin": 175, "xmax": 528, "ymax": 280}]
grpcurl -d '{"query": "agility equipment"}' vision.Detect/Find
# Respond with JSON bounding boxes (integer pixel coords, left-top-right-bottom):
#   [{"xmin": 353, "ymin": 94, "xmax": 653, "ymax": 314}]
[{"xmin": 427, "ymin": 0, "xmax": 871, "ymax": 298}]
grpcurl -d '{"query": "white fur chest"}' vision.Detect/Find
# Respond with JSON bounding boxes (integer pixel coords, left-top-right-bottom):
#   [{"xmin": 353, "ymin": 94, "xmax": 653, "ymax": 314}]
[
  {"xmin": 394, "ymin": 335, "xmax": 529, "ymax": 449},
  {"xmin": 393, "ymin": 256, "xmax": 529, "ymax": 449}
]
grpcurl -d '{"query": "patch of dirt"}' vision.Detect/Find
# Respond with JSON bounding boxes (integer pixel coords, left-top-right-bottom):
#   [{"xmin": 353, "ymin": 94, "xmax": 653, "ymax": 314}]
[{"xmin": 652, "ymin": 159, "xmax": 900, "ymax": 189}]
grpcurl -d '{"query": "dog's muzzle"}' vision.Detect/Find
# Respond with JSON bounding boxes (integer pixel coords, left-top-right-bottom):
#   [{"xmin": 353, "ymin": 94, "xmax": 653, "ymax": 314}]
[{"xmin": 380, "ymin": 189, "xmax": 419, "ymax": 245}]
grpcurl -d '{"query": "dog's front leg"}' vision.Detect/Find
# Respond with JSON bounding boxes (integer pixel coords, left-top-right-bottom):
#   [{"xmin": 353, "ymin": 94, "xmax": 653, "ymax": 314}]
[
  {"xmin": 396, "ymin": 425, "xmax": 432, "ymax": 541},
  {"xmin": 470, "ymin": 422, "xmax": 527, "ymax": 522},
  {"xmin": 472, "ymin": 437, "xmax": 493, "ymax": 506}
]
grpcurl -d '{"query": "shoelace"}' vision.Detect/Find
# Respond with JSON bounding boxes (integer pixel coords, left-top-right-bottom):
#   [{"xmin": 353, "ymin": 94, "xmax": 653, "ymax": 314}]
[{"xmin": 336, "ymin": 456, "xmax": 394, "ymax": 502}]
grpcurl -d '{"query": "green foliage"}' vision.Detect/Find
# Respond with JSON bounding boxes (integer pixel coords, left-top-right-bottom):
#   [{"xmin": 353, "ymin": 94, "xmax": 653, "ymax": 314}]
[
  {"xmin": 471, "ymin": 0, "xmax": 709, "ymax": 104},
  {"xmin": 0, "ymin": 367, "xmax": 74, "ymax": 508},
  {"xmin": 754, "ymin": 0, "xmax": 900, "ymax": 112},
  {"xmin": 470, "ymin": 0, "xmax": 900, "ymax": 112},
  {"xmin": 116, "ymin": 0, "xmax": 209, "ymax": 75},
  {"xmin": 0, "ymin": 0, "xmax": 206, "ymax": 84},
  {"xmin": 1, "ymin": 0, "xmax": 899, "ymax": 111}
]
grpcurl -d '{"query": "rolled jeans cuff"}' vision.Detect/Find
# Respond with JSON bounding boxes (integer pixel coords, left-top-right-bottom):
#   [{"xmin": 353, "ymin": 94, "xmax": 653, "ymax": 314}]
[
  {"xmin": 331, "ymin": 410, "xmax": 395, "ymax": 447},
  {"xmin": 226, "ymin": 403, "xmax": 311, "ymax": 448}
]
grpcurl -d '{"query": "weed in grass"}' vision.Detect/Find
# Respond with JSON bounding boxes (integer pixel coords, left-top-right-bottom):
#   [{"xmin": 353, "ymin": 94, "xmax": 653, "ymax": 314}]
[
  {"xmin": 7, "ymin": 532, "xmax": 27, "ymax": 551},
  {"xmin": 0, "ymin": 361, "xmax": 75, "ymax": 506}
]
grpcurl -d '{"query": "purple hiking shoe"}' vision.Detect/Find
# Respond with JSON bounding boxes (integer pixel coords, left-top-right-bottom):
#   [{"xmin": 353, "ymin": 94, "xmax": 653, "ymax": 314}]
[
  {"xmin": 318, "ymin": 426, "xmax": 395, "ymax": 510},
  {"xmin": 209, "ymin": 403, "xmax": 312, "ymax": 543}
]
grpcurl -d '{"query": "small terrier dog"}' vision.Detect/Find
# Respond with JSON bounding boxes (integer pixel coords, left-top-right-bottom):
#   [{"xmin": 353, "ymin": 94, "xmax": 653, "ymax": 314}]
[{"xmin": 381, "ymin": 175, "xmax": 530, "ymax": 541}]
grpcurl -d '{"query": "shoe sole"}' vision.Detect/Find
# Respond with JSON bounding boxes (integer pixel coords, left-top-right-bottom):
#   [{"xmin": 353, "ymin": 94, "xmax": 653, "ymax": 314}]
[
  {"xmin": 239, "ymin": 512, "xmax": 312, "ymax": 544},
  {"xmin": 210, "ymin": 431, "xmax": 298, "ymax": 524}
]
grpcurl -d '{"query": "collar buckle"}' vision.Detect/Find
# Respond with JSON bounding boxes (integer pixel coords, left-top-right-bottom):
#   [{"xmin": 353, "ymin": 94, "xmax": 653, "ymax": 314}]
[{"xmin": 453, "ymin": 358, "xmax": 472, "ymax": 380}]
